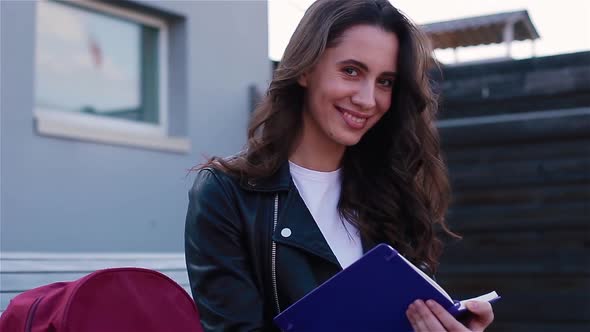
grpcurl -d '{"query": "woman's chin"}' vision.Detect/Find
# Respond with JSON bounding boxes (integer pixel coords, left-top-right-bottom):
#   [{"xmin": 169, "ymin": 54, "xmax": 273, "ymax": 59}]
[{"xmin": 334, "ymin": 133, "xmax": 364, "ymax": 147}]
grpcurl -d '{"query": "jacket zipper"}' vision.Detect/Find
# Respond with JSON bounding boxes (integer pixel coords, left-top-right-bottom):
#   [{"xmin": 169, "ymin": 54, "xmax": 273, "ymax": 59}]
[
  {"xmin": 271, "ymin": 194, "xmax": 281, "ymax": 314},
  {"xmin": 24, "ymin": 296, "xmax": 44, "ymax": 332}
]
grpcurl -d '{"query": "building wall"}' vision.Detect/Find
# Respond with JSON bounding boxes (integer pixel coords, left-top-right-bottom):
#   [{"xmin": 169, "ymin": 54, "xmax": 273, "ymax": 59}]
[{"xmin": 0, "ymin": 0, "xmax": 271, "ymax": 252}]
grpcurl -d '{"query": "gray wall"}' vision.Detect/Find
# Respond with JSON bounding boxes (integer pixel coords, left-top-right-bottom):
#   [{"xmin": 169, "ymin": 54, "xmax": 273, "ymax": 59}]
[{"xmin": 0, "ymin": 0, "xmax": 271, "ymax": 252}]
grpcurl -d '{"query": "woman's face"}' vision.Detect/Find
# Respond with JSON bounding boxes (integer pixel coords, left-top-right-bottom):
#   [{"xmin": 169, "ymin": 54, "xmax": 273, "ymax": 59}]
[{"xmin": 298, "ymin": 24, "xmax": 399, "ymax": 148}]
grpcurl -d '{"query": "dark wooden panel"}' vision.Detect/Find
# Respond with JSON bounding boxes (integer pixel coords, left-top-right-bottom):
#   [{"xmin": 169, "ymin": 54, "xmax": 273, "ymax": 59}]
[
  {"xmin": 469, "ymin": 292, "xmax": 588, "ymax": 323},
  {"xmin": 449, "ymin": 155, "xmax": 590, "ymax": 177},
  {"xmin": 449, "ymin": 158, "xmax": 590, "ymax": 190},
  {"xmin": 440, "ymin": 92, "xmax": 590, "ymax": 119},
  {"xmin": 446, "ymin": 201, "xmax": 590, "ymax": 231},
  {"xmin": 437, "ymin": 275, "xmax": 590, "ymax": 324},
  {"xmin": 451, "ymin": 184, "xmax": 590, "ymax": 207},
  {"xmin": 486, "ymin": 293, "xmax": 587, "ymax": 322},
  {"xmin": 438, "ymin": 275, "xmax": 590, "ymax": 295},
  {"xmin": 439, "ymin": 111, "xmax": 590, "ymax": 147},
  {"xmin": 488, "ymin": 321, "xmax": 590, "ymax": 332},
  {"xmin": 434, "ymin": 51, "xmax": 590, "ymax": 118},
  {"xmin": 435, "ymin": 54, "xmax": 590, "ymax": 331},
  {"xmin": 449, "ymin": 216, "xmax": 588, "ymax": 234},
  {"xmin": 445, "ymin": 139, "xmax": 590, "ymax": 164},
  {"xmin": 439, "ymin": 264, "xmax": 590, "ymax": 276}
]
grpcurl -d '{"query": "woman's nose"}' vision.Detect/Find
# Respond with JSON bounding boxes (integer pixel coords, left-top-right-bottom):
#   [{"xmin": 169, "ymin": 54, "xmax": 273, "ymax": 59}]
[{"xmin": 351, "ymin": 82, "xmax": 376, "ymax": 110}]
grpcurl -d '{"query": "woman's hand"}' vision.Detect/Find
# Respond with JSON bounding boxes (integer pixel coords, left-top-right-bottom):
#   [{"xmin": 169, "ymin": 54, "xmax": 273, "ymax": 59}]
[{"xmin": 406, "ymin": 299, "xmax": 494, "ymax": 332}]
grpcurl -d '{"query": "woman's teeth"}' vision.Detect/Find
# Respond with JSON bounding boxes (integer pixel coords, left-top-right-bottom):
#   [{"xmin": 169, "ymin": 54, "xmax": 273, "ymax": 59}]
[{"xmin": 344, "ymin": 111, "xmax": 366, "ymax": 124}]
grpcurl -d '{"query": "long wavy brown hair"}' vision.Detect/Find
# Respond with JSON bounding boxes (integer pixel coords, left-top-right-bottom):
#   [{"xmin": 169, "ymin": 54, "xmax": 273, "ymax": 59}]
[{"xmin": 201, "ymin": 0, "xmax": 457, "ymax": 273}]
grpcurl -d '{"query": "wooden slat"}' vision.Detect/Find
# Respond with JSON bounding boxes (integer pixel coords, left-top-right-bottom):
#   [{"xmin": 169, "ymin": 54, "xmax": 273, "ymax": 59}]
[
  {"xmin": 445, "ymin": 139, "xmax": 590, "ymax": 163},
  {"xmin": 465, "ymin": 292, "xmax": 588, "ymax": 322},
  {"xmin": 439, "ymin": 109, "xmax": 590, "ymax": 146},
  {"xmin": 440, "ymin": 228, "xmax": 589, "ymax": 273},
  {"xmin": 439, "ymin": 264, "xmax": 589, "ymax": 275},
  {"xmin": 437, "ymin": 56, "xmax": 590, "ymax": 118},
  {"xmin": 442, "ymin": 244, "xmax": 588, "ymax": 268},
  {"xmin": 488, "ymin": 321, "xmax": 590, "ymax": 332},
  {"xmin": 447, "ymin": 201, "xmax": 589, "ymax": 223},
  {"xmin": 449, "ymin": 215, "xmax": 588, "ymax": 233},
  {"xmin": 446, "ymin": 202, "xmax": 590, "ymax": 231},
  {"xmin": 451, "ymin": 184, "xmax": 590, "ymax": 207},
  {"xmin": 436, "ymin": 275, "xmax": 590, "ymax": 324},
  {"xmin": 449, "ymin": 158, "xmax": 590, "ymax": 190},
  {"xmin": 437, "ymin": 275, "xmax": 590, "ymax": 295}
]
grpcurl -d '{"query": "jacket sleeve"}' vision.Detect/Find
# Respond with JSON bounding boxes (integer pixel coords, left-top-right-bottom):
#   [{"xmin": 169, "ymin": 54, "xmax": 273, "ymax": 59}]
[{"xmin": 185, "ymin": 169, "xmax": 267, "ymax": 332}]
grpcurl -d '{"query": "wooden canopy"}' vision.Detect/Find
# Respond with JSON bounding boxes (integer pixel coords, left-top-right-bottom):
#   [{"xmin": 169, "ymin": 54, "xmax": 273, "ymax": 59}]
[{"xmin": 422, "ymin": 10, "xmax": 540, "ymax": 50}]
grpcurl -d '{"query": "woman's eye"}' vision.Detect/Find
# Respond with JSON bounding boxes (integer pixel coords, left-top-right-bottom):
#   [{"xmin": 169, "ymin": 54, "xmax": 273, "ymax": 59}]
[
  {"xmin": 344, "ymin": 67, "xmax": 358, "ymax": 76},
  {"xmin": 379, "ymin": 78, "xmax": 394, "ymax": 87}
]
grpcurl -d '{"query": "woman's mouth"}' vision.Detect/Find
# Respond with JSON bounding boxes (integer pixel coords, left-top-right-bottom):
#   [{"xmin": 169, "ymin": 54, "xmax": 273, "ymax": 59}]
[{"xmin": 336, "ymin": 106, "xmax": 368, "ymax": 129}]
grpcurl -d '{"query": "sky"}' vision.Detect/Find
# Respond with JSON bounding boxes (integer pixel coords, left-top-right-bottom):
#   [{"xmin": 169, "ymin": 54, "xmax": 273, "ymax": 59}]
[{"xmin": 268, "ymin": 0, "xmax": 590, "ymax": 63}]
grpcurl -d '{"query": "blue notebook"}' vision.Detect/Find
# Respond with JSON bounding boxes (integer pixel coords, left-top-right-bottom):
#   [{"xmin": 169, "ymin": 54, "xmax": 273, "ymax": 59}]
[{"xmin": 273, "ymin": 243, "xmax": 500, "ymax": 332}]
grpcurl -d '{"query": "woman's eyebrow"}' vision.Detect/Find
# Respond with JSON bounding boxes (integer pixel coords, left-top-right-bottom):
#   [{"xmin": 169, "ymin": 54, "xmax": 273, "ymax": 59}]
[{"xmin": 337, "ymin": 59, "xmax": 397, "ymax": 77}]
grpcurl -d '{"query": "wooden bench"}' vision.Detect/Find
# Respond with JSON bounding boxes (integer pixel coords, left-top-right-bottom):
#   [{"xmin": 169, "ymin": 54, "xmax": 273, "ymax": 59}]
[{"xmin": 0, "ymin": 252, "xmax": 189, "ymax": 314}]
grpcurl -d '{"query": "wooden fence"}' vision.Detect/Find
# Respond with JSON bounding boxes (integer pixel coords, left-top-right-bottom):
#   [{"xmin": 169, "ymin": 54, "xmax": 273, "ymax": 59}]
[{"xmin": 435, "ymin": 52, "xmax": 590, "ymax": 332}]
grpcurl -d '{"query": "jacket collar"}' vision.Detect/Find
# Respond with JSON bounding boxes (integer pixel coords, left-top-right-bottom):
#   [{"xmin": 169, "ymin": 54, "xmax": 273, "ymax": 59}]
[
  {"xmin": 273, "ymin": 185, "xmax": 341, "ymax": 267},
  {"xmin": 272, "ymin": 187, "xmax": 378, "ymax": 267},
  {"xmin": 243, "ymin": 160, "xmax": 377, "ymax": 267},
  {"xmin": 239, "ymin": 161, "xmax": 291, "ymax": 192},
  {"xmin": 240, "ymin": 160, "xmax": 340, "ymax": 266}
]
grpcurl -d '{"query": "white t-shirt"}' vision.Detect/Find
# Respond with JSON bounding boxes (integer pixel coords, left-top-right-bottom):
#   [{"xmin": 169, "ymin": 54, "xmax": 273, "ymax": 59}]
[{"xmin": 288, "ymin": 161, "xmax": 363, "ymax": 269}]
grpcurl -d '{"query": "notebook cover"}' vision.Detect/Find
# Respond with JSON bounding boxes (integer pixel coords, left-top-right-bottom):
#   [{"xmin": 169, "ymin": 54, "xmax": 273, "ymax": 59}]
[{"xmin": 273, "ymin": 244, "xmax": 456, "ymax": 332}]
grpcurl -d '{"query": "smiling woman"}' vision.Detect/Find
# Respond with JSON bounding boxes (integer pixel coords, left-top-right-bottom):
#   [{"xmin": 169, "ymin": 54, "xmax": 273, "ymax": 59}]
[
  {"xmin": 294, "ymin": 25, "xmax": 399, "ymax": 157},
  {"xmin": 184, "ymin": 0, "xmax": 495, "ymax": 331}
]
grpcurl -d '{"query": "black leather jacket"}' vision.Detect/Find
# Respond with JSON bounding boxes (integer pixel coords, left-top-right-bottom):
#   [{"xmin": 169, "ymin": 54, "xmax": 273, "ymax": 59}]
[{"xmin": 185, "ymin": 162, "xmax": 378, "ymax": 331}]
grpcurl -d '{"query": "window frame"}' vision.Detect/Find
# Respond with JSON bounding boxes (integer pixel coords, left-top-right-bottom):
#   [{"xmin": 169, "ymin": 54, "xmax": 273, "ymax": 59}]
[{"xmin": 33, "ymin": 0, "xmax": 189, "ymax": 153}]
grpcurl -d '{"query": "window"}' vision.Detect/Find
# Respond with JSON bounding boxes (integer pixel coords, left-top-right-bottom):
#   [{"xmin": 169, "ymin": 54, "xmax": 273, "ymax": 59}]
[{"xmin": 34, "ymin": 0, "xmax": 189, "ymax": 152}]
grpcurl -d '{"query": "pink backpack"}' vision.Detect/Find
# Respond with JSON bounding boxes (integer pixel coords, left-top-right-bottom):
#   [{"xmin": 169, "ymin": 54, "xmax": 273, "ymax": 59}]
[{"xmin": 0, "ymin": 267, "xmax": 203, "ymax": 332}]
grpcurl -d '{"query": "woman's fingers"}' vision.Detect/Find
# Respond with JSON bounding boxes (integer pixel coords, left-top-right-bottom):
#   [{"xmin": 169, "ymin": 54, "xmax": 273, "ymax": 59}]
[
  {"xmin": 425, "ymin": 300, "xmax": 470, "ymax": 332},
  {"xmin": 406, "ymin": 302, "xmax": 421, "ymax": 331},
  {"xmin": 465, "ymin": 301, "xmax": 494, "ymax": 332},
  {"xmin": 406, "ymin": 308, "xmax": 421, "ymax": 332},
  {"xmin": 407, "ymin": 301, "xmax": 434, "ymax": 332},
  {"xmin": 407, "ymin": 300, "xmax": 448, "ymax": 331},
  {"xmin": 407, "ymin": 299, "xmax": 491, "ymax": 332},
  {"xmin": 406, "ymin": 299, "xmax": 495, "ymax": 332}
]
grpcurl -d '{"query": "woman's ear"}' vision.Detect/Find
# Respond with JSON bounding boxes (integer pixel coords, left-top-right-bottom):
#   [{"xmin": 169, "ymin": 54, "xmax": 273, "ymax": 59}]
[{"xmin": 297, "ymin": 72, "xmax": 309, "ymax": 88}]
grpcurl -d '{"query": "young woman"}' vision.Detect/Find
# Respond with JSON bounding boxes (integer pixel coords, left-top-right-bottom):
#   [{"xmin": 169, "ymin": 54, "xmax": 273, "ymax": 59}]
[{"xmin": 185, "ymin": 0, "xmax": 494, "ymax": 331}]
